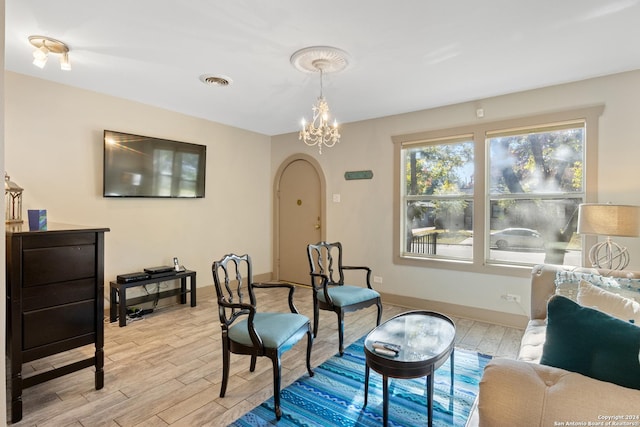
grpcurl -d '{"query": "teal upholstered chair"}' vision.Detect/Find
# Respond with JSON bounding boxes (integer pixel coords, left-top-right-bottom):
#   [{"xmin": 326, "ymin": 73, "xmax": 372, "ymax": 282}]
[
  {"xmin": 307, "ymin": 242, "xmax": 382, "ymax": 355},
  {"xmin": 212, "ymin": 253, "xmax": 314, "ymax": 420}
]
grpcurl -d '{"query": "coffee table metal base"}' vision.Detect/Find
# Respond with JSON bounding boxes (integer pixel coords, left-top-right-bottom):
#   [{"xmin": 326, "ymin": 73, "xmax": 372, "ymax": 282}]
[
  {"xmin": 362, "ymin": 310, "xmax": 456, "ymax": 427},
  {"xmin": 364, "ymin": 350, "xmax": 454, "ymax": 427}
]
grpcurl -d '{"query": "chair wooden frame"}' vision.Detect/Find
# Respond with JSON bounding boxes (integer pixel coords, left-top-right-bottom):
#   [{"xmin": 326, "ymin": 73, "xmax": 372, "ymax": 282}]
[
  {"xmin": 212, "ymin": 253, "xmax": 314, "ymax": 420},
  {"xmin": 307, "ymin": 241, "xmax": 382, "ymax": 355}
]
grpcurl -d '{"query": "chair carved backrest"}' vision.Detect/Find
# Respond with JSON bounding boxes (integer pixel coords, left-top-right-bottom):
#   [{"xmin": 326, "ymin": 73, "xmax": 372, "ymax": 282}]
[
  {"xmin": 306, "ymin": 241, "xmax": 381, "ymax": 356},
  {"xmin": 307, "ymin": 241, "xmax": 345, "ymax": 288},
  {"xmin": 212, "ymin": 254, "xmax": 257, "ymax": 330}
]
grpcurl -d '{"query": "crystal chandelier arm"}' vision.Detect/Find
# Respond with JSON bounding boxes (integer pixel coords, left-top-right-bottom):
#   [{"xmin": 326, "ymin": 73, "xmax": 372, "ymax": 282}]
[
  {"xmin": 295, "ymin": 49, "xmax": 345, "ymax": 154},
  {"xmin": 298, "ymin": 95, "xmax": 340, "ymax": 153}
]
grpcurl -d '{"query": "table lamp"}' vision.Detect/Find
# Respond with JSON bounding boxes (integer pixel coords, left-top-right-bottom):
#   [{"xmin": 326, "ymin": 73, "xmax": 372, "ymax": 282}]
[{"xmin": 577, "ymin": 203, "xmax": 640, "ymax": 270}]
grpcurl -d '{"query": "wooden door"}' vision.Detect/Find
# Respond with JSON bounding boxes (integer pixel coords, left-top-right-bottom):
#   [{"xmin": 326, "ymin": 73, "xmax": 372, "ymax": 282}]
[{"xmin": 277, "ymin": 158, "xmax": 322, "ymax": 285}]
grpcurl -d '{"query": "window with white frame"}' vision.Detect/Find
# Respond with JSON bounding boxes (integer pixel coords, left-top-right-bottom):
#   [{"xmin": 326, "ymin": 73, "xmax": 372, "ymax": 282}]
[{"xmin": 393, "ymin": 106, "xmax": 603, "ymax": 275}]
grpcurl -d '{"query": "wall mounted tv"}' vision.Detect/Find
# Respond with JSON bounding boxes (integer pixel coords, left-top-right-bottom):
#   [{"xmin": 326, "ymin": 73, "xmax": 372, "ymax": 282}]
[{"xmin": 103, "ymin": 130, "xmax": 206, "ymax": 198}]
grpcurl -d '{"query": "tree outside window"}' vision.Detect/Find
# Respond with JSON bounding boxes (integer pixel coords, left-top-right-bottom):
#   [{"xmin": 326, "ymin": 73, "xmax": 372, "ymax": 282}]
[
  {"xmin": 403, "ymin": 138, "xmax": 474, "ymax": 260},
  {"xmin": 400, "ymin": 121, "xmax": 586, "ymax": 268},
  {"xmin": 487, "ymin": 123, "xmax": 584, "ymax": 266}
]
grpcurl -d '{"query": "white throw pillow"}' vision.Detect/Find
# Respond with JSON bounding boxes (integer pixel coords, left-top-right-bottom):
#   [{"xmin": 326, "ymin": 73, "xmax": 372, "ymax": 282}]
[{"xmin": 577, "ymin": 280, "xmax": 640, "ymax": 324}]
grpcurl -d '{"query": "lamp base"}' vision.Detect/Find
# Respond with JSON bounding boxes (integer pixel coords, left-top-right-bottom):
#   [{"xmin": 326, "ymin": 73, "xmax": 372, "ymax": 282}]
[{"xmin": 588, "ymin": 237, "xmax": 630, "ymax": 270}]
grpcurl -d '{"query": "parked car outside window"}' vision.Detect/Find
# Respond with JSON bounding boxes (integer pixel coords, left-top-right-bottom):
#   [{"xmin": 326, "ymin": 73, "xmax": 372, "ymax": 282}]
[{"xmin": 489, "ymin": 228, "xmax": 544, "ymax": 250}]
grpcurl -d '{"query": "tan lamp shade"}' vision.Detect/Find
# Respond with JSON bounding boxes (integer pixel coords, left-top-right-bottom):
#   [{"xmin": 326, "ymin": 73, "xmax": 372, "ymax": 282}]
[{"xmin": 577, "ymin": 204, "xmax": 640, "ymax": 237}]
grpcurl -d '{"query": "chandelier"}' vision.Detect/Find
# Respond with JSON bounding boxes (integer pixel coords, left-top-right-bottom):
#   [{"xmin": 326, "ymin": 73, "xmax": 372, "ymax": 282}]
[
  {"xmin": 291, "ymin": 46, "xmax": 349, "ymax": 154},
  {"xmin": 300, "ymin": 64, "xmax": 340, "ymax": 153}
]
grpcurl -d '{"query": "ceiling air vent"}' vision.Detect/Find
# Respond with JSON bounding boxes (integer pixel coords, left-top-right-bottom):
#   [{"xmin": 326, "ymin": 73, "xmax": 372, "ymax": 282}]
[{"xmin": 199, "ymin": 74, "xmax": 232, "ymax": 87}]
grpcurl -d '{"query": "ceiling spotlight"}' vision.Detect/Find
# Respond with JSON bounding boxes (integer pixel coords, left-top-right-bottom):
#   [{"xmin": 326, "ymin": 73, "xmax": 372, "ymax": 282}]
[
  {"xmin": 60, "ymin": 51, "xmax": 71, "ymax": 71},
  {"xmin": 32, "ymin": 45, "xmax": 49, "ymax": 68},
  {"xmin": 28, "ymin": 35, "xmax": 71, "ymax": 71}
]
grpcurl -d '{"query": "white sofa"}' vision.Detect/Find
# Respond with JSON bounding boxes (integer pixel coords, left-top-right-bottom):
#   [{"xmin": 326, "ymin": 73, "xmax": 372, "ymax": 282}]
[{"xmin": 477, "ymin": 264, "xmax": 640, "ymax": 426}]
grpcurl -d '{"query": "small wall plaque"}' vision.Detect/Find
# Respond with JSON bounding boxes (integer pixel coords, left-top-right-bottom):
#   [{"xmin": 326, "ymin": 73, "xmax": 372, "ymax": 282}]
[{"xmin": 344, "ymin": 170, "xmax": 373, "ymax": 180}]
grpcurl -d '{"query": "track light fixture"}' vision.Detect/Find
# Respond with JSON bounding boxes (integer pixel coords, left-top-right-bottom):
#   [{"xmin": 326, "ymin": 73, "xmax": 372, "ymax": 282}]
[{"xmin": 28, "ymin": 35, "xmax": 71, "ymax": 71}]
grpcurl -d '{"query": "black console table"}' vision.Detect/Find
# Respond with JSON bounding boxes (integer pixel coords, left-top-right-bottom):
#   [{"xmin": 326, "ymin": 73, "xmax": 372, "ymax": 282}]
[{"xmin": 109, "ymin": 270, "xmax": 196, "ymax": 327}]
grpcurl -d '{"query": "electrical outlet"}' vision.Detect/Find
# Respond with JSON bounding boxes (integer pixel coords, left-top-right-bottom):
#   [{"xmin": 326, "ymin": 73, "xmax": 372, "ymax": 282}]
[
  {"xmin": 373, "ymin": 276, "xmax": 383, "ymax": 284},
  {"xmin": 501, "ymin": 293, "xmax": 521, "ymax": 303}
]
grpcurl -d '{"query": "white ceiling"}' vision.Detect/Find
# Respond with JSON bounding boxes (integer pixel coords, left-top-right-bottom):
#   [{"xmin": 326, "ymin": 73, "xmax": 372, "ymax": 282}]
[{"xmin": 5, "ymin": 0, "xmax": 640, "ymax": 136}]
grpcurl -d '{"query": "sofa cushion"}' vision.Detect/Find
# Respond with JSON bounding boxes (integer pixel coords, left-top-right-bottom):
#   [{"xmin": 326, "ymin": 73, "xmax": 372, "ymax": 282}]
[
  {"xmin": 577, "ymin": 280, "xmax": 640, "ymax": 324},
  {"xmin": 555, "ymin": 270, "xmax": 640, "ymax": 302},
  {"xmin": 517, "ymin": 319, "xmax": 546, "ymax": 363},
  {"xmin": 478, "ymin": 358, "xmax": 640, "ymax": 427},
  {"xmin": 540, "ymin": 295, "xmax": 640, "ymax": 390}
]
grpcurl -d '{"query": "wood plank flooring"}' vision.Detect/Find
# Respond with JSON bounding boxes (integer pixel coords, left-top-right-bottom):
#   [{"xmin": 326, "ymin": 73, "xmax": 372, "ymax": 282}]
[{"xmin": 10, "ymin": 285, "xmax": 523, "ymax": 426}]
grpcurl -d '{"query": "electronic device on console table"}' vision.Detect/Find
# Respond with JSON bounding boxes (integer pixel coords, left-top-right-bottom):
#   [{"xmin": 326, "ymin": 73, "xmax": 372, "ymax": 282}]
[
  {"xmin": 144, "ymin": 265, "xmax": 178, "ymax": 278},
  {"xmin": 116, "ymin": 272, "xmax": 151, "ymax": 283},
  {"xmin": 116, "ymin": 264, "xmax": 180, "ymax": 284}
]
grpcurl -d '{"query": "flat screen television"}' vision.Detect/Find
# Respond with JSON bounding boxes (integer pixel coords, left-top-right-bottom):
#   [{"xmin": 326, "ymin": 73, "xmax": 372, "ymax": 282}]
[{"xmin": 103, "ymin": 130, "xmax": 206, "ymax": 198}]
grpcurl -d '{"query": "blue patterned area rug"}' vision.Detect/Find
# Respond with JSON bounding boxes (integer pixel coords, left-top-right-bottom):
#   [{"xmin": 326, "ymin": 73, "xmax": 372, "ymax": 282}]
[{"xmin": 229, "ymin": 337, "xmax": 491, "ymax": 426}]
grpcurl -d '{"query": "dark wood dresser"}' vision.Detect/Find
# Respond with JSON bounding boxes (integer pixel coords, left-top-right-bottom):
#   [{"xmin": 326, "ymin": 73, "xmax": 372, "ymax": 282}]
[{"xmin": 5, "ymin": 223, "xmax": 109, "ymax": 423}]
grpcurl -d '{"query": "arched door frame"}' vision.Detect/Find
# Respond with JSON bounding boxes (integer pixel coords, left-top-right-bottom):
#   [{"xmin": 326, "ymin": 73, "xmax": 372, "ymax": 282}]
[{"xmin": 272, "ymin": 153, "xmax": 327, "ymax": 280}]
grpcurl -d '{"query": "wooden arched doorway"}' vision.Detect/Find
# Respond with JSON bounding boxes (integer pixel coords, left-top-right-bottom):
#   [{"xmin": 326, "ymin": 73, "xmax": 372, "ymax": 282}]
[{"xmin": 273, "ymin": 154, "xmax": 326, "ymax": 285}]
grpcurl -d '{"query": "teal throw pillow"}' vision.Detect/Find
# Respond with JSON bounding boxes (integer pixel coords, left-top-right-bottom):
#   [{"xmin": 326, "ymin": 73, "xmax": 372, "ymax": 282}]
[{"xmin": 540, "ymin": 295, "xmax": 640, "ymax": 390}]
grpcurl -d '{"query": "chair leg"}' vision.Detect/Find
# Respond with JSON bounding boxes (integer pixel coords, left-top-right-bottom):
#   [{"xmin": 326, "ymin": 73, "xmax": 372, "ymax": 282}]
[
  {"xmin": 306, "ymin": 328, "xmax": 314, "ymax": 377},
  {"xmin": 220, "ymin": 342, "xmax": 230, "ymax": 398},
  {"xmin": 337, "ymin": 310, "xmax": 345, "ymax": 356},
  {"xmin": 376, "ymin": 298, "xmax": 383, "ymax": 326},
  {"xmin": 250, "ymin": 354, "xmax": 257, "ymax": 372},
  {"xmin": 271, "ymin": 355, "xmax": 283, "ymax": 420},
  {"xmin": 313, "ymin": 301, "xmax": 320, "ymax": 338}
]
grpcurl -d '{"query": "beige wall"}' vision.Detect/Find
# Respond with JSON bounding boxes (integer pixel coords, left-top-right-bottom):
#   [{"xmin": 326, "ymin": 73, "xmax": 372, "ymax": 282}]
[
  {"xmin": 272, "ymin": 70, "xmax": 640, "ymax": 320},
  {"xmin": 1, "ymin": 0, "xmax": 7, "ymax": 420},
  {"xmin": 4, "ymin": 72, "xmax": 273, "ymax": 287}
]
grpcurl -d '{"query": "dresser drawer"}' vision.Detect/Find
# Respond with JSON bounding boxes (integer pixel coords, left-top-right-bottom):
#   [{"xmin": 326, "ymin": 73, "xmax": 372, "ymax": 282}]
[
  {"xmin": 21, "ymin": 232, "xmax": 96, "ymax": 249},
  {"xmin": 22, "ymin": 300, "xmax": 96, "ymax": 350},
  {"xmin": 23, "ymin": 245, "xmax": 96, "ymax": 287},
  {"xmin": 22, "ymin": 278, "xmax": 96, "ymax": 311}
]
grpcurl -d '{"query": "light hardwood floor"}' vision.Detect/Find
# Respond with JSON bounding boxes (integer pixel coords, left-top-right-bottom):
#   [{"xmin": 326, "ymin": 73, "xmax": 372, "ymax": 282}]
[{"xmin": 10, "ymin": 285, "xmax": 524, "ymax": 426}]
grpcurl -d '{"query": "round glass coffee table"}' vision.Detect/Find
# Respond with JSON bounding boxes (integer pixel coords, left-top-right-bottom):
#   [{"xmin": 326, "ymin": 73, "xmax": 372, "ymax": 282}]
[{"xmin": 363, "ymin": 310, "xmax": 456, "ymax": 427}]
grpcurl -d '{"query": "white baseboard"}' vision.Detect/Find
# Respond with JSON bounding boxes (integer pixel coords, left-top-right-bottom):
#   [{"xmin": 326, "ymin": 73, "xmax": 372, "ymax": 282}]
[{"xmin": 379, "ymin": 292, "xmax": 528, "ymax": 329}]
